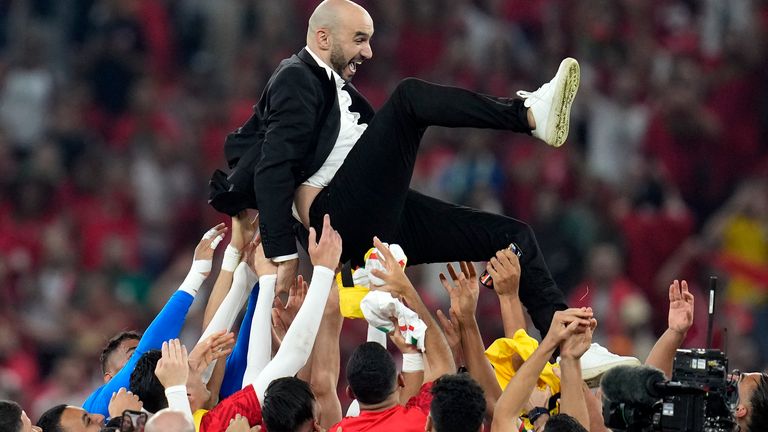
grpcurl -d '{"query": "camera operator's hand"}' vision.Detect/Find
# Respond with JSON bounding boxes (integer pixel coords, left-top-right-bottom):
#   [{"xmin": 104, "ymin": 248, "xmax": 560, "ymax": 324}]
[
  {"xmin": 668, "ymin": 279, "xmax": 694, "ymax": 336},
  {"xmin": 108, "ymin": 387, "xmax": 143, "ymax": 419},
  {"xmin": 155, "ymin": 339, "xmax": 189, "ymax": 388}
]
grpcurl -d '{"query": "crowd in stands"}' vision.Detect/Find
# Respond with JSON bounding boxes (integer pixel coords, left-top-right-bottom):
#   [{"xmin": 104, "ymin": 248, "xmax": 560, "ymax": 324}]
[{"xmin": 1, "ymin": 0, "xmax": 768, "ymax": 430}]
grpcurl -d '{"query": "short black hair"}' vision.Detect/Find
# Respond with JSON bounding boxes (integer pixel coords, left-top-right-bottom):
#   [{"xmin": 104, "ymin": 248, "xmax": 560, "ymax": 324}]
[
  {"xmin": 100, "ymin": 331, "xmax": 141, "ymax": 374},
  {"xmin": 747, "ymin": 373, "xmax": 768, "ymax": 432},
  {"xmin": 544, "ymin": 413, "xmax": 588, "ymax": 432},
  {"xmin": 36, "ymin": 404, "xmax": 67, "ymax": 432},
  {"xmin": 262, "ymin": 377, "xmax": 316, "ymax": 432},
  {"xmin": 346, "ymin": 342, "xmax": 397, "ymax": 405},
  {"xmin": 0, "ymin": 400, "xmax": 23, "ymax": 432},
  {"xmin": 129, "ymin": 350, "xmax": 167, "ymax": 413},
  {"xmin": 429, "ymin": 374, "xmax": 486, "ymax": 432}
]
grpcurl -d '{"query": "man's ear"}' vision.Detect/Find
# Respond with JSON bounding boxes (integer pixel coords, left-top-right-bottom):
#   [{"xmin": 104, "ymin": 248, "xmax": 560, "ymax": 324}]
[
  {"xmin": 103, "ymin": 372, "xmax": 113, "ymax": 384},
  {"xmin": 316, "ymin": 28, "xmax": 331, "ymax": 51},
  {"xmin": 397, "ymin": 373, "xmax": 405, "ymax": 389},
  {"xmin": 346, "ymin": 385, "xmax": 355, "ymax": 400},
  {"xmin": 735, "ymin": 403, "xmax": 748, "ymax": 420}
]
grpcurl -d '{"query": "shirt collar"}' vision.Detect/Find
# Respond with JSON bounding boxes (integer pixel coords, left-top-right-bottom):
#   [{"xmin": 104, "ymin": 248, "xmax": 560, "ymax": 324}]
[{"xmin": 305, "ymin": 46, "xmax": 345, "ymax": 89}]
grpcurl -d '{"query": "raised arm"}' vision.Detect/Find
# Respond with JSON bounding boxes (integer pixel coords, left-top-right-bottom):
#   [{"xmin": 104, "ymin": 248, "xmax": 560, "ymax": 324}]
[
  {"xmin": 491, "ymin": 308, "xmax": 594, "ymax": 432},
  {"xmin": 558, "ymin": 313, "xmax": 595, "ymax": 429},
  {"xmin": 645, "ymin": 279, "xmax": 694, "ymax": 378},
  {"xmin": 486, "ymin": 249, "xmax": 527, "ymax": 337},
  {"xmin": 370, "ymin": 237, "xmax": 455, "ymax": 381},
  {"xmin": 441, "ymin": 262, "xmax": 502, "ymax": 417},
  {"xmin": 252, "ymin": 214, "xmax": 342, "ymax": 401},
  {"xmin": 83, "ymin": 224, "xmax": 228, "ymax": 417}
]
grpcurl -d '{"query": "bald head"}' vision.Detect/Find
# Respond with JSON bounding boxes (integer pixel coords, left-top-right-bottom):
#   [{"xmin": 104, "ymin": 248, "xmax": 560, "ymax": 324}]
[
  {"xmin": 306, "ymin": 0, "xmax": 374, "ymax": 81},
  {"xmin": 145, "ymin": 409, "xmax": 194, "ymax": 432}
]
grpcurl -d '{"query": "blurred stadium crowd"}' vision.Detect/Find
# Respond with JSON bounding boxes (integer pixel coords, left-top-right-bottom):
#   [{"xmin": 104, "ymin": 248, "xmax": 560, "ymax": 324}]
[{"xmin": 0, "ymin": 0, "xmax": 767, "ymax": 420}]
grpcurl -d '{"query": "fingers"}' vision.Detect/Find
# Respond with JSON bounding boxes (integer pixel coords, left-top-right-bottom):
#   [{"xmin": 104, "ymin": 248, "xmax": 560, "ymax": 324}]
[
  {"xmin": 308, "ymin": 227, "xmax": 317, "ymax": 248},
  {"xmin": 373, "ymin": 236, "xmax": 395, "ymax": 269},
  {"xmin": 438, "ymin": 273, "xmax": 454, "ymax": 294},
  {"xmin": 460, "ymin": 261, "xmax": 476, "ymax": 279},
  {"xmin": 436, "ymin": 309, "xmax": 453, "ymax": 331},
  {"xmin": 446, "ymin": 263, "xmax": 459, "ymax": 281},
  {"xmin": 680, "ymin": 280, "xmax": 693, "ymax": 301}
]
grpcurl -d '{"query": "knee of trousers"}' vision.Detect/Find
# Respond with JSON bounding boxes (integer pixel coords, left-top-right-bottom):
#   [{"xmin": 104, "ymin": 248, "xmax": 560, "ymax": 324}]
[{"xmin": 393, "ymin": 77, "xmax": 426, "ymax": 98}]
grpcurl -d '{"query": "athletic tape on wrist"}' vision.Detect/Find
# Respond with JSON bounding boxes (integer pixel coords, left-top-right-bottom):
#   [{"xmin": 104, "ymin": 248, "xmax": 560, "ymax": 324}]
[
  {"xmin": 222, "ymin": 245, "xmax": 242, "ymax": 272},
  {"xmin": 402, "ymin": 353, "xmax": 424, "ymax": 372},
  {"xmin": 191, "ymin": 259, "xmax": 212, "ymax": 274},
  {"xmin": 179, "ymin": 270, "xmax": 207, "ymax": 296}
]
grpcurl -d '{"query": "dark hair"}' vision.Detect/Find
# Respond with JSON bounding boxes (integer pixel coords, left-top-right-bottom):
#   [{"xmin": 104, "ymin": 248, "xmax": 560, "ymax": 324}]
[
  {"xmin": 129, "ymin": 350, "xmax": 167, "ymax": 413},
  {"xmin": 346, "ymin": 342, "xmax": 397, "ymax": 405},
  {"xmin": 100, "ymin": 331, "xmax": 141, "ymax": 374},
  {"xmin": 747, "ymin": 373, "xmax": 768, "ymax": 432},
  {"xmin": 262, "ymin": 377, "xmax": 316, "ymax": 432},
  {"xmin": 36, "ymin": 404, "xmax": 67, "ymax": 432},
  {"xmin": 0, "ymin": 400, "xmax": 23, "ymax": 432},
  {"xmin": 544, "ymin": 413, "xmax": 588, "ymax": 432},
  {"xmin": 429, "ymin": 374, "xmax": 486, "ymax": 432}
]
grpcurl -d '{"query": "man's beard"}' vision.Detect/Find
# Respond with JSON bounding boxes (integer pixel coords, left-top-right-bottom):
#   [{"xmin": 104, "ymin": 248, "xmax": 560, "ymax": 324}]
[{"xmin": 330, "ymin": 43, "xmax": 349, "ymax": 79}]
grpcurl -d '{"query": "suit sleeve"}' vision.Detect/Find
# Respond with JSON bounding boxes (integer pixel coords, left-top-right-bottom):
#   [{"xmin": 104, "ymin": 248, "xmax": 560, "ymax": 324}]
[{"xmin": 254, "ymin": 66, "xmax": 324, "ymax": 258}]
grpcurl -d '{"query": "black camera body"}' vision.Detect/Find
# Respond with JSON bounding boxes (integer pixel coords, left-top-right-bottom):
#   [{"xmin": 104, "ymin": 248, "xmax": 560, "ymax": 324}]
[{"xmin": 603, "ymin": 349, "xmax": 737, "ymax": 432}]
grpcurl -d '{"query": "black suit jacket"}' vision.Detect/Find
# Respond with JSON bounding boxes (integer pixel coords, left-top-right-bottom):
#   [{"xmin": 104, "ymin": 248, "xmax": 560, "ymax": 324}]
[{"xmin": 209, "ymin": 48, "xmax": 375, "ymax": 257}]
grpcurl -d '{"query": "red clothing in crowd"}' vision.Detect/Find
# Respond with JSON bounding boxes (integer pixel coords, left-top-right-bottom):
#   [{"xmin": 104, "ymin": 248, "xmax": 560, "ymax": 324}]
[
  {"xmin": 332, "ymin": 382, "xmax": 434, "ymax": 432},
  {"xmin": 201, "ymin": 384, "xmax": 263, "ymax": 432}
]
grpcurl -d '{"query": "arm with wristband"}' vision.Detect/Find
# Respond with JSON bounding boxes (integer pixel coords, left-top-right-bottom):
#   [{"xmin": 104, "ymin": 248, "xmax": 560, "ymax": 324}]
[{"xmin": 82, "ymin": 224, "xmax": 228, "ymax": 417}]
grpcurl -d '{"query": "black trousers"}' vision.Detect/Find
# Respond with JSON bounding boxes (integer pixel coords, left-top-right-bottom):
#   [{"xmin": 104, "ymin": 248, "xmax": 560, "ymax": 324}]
[{"xmin": 309, "ymin": 78, "xmax": 567, "ymax": 336}]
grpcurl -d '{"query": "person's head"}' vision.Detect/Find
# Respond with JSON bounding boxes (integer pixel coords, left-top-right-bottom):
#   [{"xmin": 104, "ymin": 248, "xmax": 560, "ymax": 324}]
[
  {"xmin": 144, "ymin": 408, "xmax": 194, "ymax": 432},
  {"xmin": 306, "ymin": 0, "xmax": 374, "ymax": 81},
  {"xmin": 100, "ymin": 331, "xmax": 141, "ymax": 383},
  {"xmin": 735, "ymin": 372, "xmax": 768, "ymax": 432},
  {"xmin": 542, "ymin": 414, "xmax": 588, "ymax": 432},
  {"xmin": 37, "ymin": 405, "xmax": 104, "ymax": 432},
  {"xmin": 262, "ymin": 377, "xmax": 321, "ymax": 432},
  {"xmin": 129, "ymin": 350, "xmax": 167, "ymax": 413},
  {"xmin": 346, "ymin": 342, "xmax": 402, "ymax": 407},
  {"xmin": 426, "ymin": 374, "xmax": 486, "ymax": 432},
  {"xmin": 0, "ymin": 400, "xmax": 41, "ymax": 432}
]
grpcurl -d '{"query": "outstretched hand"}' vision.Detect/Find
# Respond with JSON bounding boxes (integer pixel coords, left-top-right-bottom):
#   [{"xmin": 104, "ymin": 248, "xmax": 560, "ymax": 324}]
[
  {"xmin": 155, "ymin": 339, "xmax": 189, "ymax": 389},
  {"xmin": 188, "ymin": 331, "xmax": 236, "ymax": 373},
  {"xmin": 271, "ymin": 274, "xmax": 309, "ymax": 343},
  {"xmin": 231, "ymin": 211, "xmax": 259, "ymax": 251},
  {"xmin": 308, "ymin": 214, "xmax": 343, "ymax": 270},
  {"xmin": 438, "ymin": 262, "xmax": 479, "ymax": 322},
  {"xmin": 668, "ymin": 279, "xmax": 694, "ymax": 336},
  {"xmin": 369, "ymin": 237, "xmax": 416, "ymax": 299},
  {"xmin": 249, "ymin": 234, "xmax": 278, "ymax": 277},
  {"xmin": 543, "ymin": 308, "xmax": 595, "ymax": 351},
  {"xmin": 486, "ymin": 248, "xmax": 522, "ymax": 297},
  {"xmin": 194, "ymin": 223, "xmax": 228, "ymax": 275}
]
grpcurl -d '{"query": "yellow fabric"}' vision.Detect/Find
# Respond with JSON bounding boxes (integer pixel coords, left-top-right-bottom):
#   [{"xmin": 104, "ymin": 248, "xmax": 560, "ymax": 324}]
[
  {"xmin": 485, "ymin": 330, "xmax": 561, "ymax": 429},
  {"xmin": 193, "ymin": 409, "xmax": 208, "ymax": 432},
  {"xmin": 723, "ymin": 215, "xmax": 768, "ymax": 304},
  {"xmin": 337, "ymin": 273, "xmax": 370, "ymax": 319}
]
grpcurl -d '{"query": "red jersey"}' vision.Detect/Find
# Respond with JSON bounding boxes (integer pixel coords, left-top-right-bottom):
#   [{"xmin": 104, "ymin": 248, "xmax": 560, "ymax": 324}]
[
  {"xmin": 333, "ymin": 382, "xmax": 434, "ymax": 432},
  {"xmin": 201, "ymin": 384, "xmax": 263, "ymax": 432}
]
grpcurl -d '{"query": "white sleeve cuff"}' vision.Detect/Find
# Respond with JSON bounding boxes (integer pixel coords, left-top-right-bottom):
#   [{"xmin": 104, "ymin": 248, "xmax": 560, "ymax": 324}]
[
  {"xmin": 312, "ymin": 265, "xmax": 335, "ymax": 279},
  {"xmin": 164, "ymin": 385, "xmax": 193, "ymax": 419},
  {"xmin": 272, "ymin": 253, "xmax": 299, "ymax": 263}
]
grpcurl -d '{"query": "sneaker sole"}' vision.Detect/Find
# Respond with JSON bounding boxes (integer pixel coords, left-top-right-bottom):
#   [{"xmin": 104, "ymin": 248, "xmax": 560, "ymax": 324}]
[
  {"xmin": 582, "ymin": 358, "xmax": 641, "ymax": 388},
  {"xmin": 546, "ymin": 58, "xmax": 580, "ymax": 147}
]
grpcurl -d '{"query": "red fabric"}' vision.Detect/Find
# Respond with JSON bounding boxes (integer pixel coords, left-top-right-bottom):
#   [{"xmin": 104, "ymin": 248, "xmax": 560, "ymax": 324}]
[
  {"xmin": 201, "ymin": 384, "xmax": 263, "ymax": 432},
  {"xmin": 332, "ymin": 382, "xmax": 434, "ymax": 432}
]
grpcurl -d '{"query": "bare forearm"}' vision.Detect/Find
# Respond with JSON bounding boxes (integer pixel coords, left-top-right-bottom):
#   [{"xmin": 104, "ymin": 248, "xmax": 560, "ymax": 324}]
[
  {"xmin": 645, "ymin": 328, "xmax": 686, "ymax": 378},
  {"xmin": 498, "ymin": 295, "xmax": 526, "ymax": 338},
  {"xmin": 584, "ymin": 384, "xmax": 611, "ymax": 432},
  {"xmin": 404, "ymin": 288, "xmax": 455, "ymax": 380},
  {"xmin": 491, "ymin": 339, "xmax": 557, "ymax": 432},
  {"xmin": 559, "ymin": 358, "xmax": 589, "ymax": 429},
  {"xmin": 460, "ymin": 316, "xmax": 502, "ymax": 416},
  {"xmin": 400, "ymin": 369, "xmax": 425, "ymax": 405},
  {"xmin": 310, "ymin": 301, "xmax": 343, "ymax": 428}
]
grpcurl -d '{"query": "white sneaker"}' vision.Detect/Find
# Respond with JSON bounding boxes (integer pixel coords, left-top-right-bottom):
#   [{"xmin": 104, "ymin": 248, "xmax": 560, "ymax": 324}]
[
  {"xmin": 579, "ymin": 343, "xmax": 640, "ymax": 388},
  {"xmin": 516, "ymin": 58, "xmax": 580, "ymax": 147}
]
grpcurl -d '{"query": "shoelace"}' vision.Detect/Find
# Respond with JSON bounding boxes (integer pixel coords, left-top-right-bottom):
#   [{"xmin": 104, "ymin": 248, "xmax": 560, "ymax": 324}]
[{"xmin": 516, "ymin": 81, "xmax": 552, "ymax": 102}]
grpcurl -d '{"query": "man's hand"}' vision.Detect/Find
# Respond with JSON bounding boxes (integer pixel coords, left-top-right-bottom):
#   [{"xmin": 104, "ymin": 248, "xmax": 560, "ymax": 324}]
[
  {"xmin": 188, "ymin": 331, "xmax": 236, "ymax": 373},
  {"xmin": 668, "ymin": 279, "xmax": 694, "ymax": 336},
  {"xmin": 542, "ymin": 308, "xmax": 594, "ymax": 351},
  {"xmin": 249, "ymin": 235, "xmax": 278, "ymax": 277},
  {"xmin": 155, "ymin": 339, "xmax": 189, "ymax": 388},
  {"xmin": 194, "ymin": 223, "xmax": 229, "ymax": 276},
  {"xmin": 231, "ymin": 211, "xmax": 259, "ymax": 251},
  {"xmin": 308, "ymin": 214, "xmax": 342, "ymax": 270},
  {"xmin": 436, "ymin": 309, "xmax": 463, "ymax": 361},
  {"xmin": 560, "ymin": 317, "xmax": 595, "ymax": 360},
  {"xmin": 226, "ymin": 414, "xmax": 261, "ymax": 432},
  {"xmin": 369, "ymin": 237, "xmax": 416, "ymax": 299},
  {"xmin": 271, "ymin": 274, "xmax": 309, "ymax": 342},
  {"xmin": 487, "ymin": 249, "xmax": 521, "ymax": 297},
  {"xmin": 108, "ymin": 387, "xmax": 143, "ymax": 419},
  {"xmin": 438, "ymin": 262, "xmax": 479, "ymax": 322},
  {"xmin": 388, "ymin": 318, "xmax": 420, "ymax": 354}
]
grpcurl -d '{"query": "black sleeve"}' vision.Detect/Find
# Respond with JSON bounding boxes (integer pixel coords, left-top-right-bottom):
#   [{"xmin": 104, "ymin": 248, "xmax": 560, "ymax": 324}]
[{"xmin": 253, "ymin": 66, "xmax": 323, "ymax": 258}]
